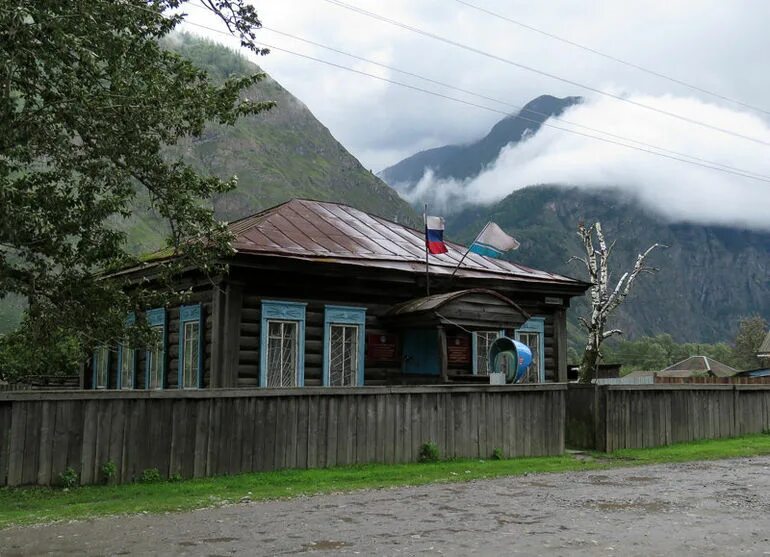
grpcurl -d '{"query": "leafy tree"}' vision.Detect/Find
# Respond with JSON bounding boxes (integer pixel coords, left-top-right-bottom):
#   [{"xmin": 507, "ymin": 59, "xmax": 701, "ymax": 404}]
[
  {"xmin": 732, "ymin": 315, "xmax": 769, "ymax": 370},
  {"xmin": 0, "ymin": 1, "xmax": 273, "ymax": 374}
]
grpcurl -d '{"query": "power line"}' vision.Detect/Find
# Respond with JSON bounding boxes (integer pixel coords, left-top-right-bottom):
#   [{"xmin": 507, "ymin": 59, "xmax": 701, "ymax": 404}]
[
  {"xmin": 116, "ymin": 1, "xmax": 770, "ymax": 183},
  {"xmin": 174, "ymin": 19, "xmax": 770, "ymax": 183},
  {"xmin": 453, "ymin": 0, "xmax": 770, "ymax": 117},
  {"xmin": 320, "ymin": 0, "xmax": 770, "ymax": 148},
  {"xmin": 258, "ymin": 26, "xmax": 770, "ymax": 182}
]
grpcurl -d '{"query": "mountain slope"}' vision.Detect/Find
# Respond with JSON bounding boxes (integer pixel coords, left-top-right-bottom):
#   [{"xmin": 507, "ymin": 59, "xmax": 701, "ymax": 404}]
[
  {"xmin": 119, "ymin": 35, "xmax": 418, "ymax": 254},
  {"xmin": 379, "ymin": 94, "xmax": 581, "ymax": 188},
  {"xmin": 449, "ymin": 186, "xmax": 770, "ymax": 343}
]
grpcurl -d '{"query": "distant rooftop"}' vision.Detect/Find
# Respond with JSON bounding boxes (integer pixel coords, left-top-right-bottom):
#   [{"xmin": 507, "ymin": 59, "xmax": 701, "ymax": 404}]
[{"xmin": 659, "ymin": 356, "xmax": 738, "ymax": 378}]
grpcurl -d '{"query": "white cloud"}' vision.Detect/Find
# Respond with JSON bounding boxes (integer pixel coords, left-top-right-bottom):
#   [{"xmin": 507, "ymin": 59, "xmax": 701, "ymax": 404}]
[
  {"xmin": 409, "ymin": 94, "xmax": 770, "ymax": 230},
  {"xmin": 179, "ymin": 0, "xmax": 770, "ymax": 228}
]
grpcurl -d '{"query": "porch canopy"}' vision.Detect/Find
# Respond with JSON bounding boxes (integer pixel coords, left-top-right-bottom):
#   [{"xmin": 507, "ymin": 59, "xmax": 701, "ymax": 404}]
[
  {"xmin": 382, "ymin": 289, "xmax": 530, "ymax": 381},
  {"xmin": 383, "ymin": 288, "xmax": 529, "ymax": 330}
]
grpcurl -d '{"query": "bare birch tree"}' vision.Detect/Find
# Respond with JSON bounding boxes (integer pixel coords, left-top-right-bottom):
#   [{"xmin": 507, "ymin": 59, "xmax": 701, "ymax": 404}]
[{"xmin": 570, "ymin": 222, "xmax": 664, "ymax": 383}]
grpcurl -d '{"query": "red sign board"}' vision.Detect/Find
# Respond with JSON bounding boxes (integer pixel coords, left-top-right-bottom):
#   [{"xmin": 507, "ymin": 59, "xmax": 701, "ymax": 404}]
[
  {"xmin": 366, "ymin": 333, "xmax": 399, "ymax": 364},
  {"xmin": 446, "ymin": 334, "xmax": 471, "ymax": 365}
]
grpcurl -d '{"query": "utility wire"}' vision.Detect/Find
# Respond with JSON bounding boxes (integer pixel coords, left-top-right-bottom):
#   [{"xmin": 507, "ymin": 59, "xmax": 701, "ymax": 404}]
[
  {"xmin": 178, "ymin": 21, "xmax": 770, "ymax": 183},
  {"xmin": 178, "ymin": 2, "xmax": 770, "ymax": 179},
  {"xmin": 320, "ymin": 0, "xmax": 770, "ymax": 148},
  {"xmin": 453, "ymin": 0, "xmax": 770, "ymax": 117},
  {"xmin": 118, "ymin": 1, "xmax": 770, "ymax": 183},
  {"xmin": 258, "ymin": 25, "xmax": 770, "ymax": 182}
]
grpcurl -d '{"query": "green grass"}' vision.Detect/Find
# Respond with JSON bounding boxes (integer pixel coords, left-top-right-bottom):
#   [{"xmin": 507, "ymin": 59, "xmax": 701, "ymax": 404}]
[{"xmin": 3, "ymin": 433, "xmax": 770, "ymax": 529}]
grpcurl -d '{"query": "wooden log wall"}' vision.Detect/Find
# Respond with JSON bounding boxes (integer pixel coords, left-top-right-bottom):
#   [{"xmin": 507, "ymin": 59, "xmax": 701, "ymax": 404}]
[
  {"xmin": 232, "ymin": 275, "xmax": 565, "ymax": 387},
  {"xmin": 85, "ymin": 288, "xmax": 214, "ymax": 389},
  {"xmin": 0, "ymin": 385, "xmax": 565, "ymax": 486},
  {"xmin": 566, "ymin": 384, "xmax": 770, "ymax": 451}
]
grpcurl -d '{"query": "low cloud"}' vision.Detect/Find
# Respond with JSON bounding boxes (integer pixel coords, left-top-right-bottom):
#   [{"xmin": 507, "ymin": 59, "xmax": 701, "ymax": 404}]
[{"xmin": 406, "ymin": 94, "xmax": 770, "ymax": 230}]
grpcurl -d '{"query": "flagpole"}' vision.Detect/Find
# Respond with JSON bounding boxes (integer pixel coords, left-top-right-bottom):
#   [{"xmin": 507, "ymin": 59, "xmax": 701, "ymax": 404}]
[
  {"xmin": 424, "ymin": 203, "xmax": 430, "ymax": 296},
  {"xmin": 449, "ymin": 222, "xmax": 490, "ymax": 282}
]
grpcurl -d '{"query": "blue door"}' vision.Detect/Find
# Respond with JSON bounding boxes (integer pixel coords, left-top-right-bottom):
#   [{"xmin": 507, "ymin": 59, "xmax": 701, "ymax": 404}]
[{"xmin": 402, "ymin": 329, "xmax": 440, "ymax": 375}]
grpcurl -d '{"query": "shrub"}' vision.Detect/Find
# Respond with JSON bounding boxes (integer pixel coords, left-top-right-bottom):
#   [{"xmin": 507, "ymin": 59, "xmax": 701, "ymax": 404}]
[
  {"xmin": 419, "ymin": 442, "xmax": 440, "ymax": 463},
  {"xmin": 169, "ymin": 473, "xmax": 183, "ymax": 482},
  {"xmin": 139, "ymin": 468, "xmax": 162, "ymax": 483},
  {"xmin": 57, "ymin": 466, "xmax": 79, "ymax": 488},
  {"xmin": 101, "ymin": 460, "xmax": 117, "ymax": 484},
  {"xmin": 491, "ymin": 448, "xmax": 504, "ymax": 460}
]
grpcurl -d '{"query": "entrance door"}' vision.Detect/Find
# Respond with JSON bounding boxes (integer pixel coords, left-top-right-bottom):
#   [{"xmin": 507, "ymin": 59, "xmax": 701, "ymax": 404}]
[{"xmin": 402, "ymin": 329, "xmax": 440, "ymax": 375}]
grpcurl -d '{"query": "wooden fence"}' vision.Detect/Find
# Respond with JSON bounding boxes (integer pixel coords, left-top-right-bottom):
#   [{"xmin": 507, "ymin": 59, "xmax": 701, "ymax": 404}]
[
  {"xmin": 0, "ymin": 385, "xmax": 565, "ymax": 486},
  {"xmin": 566, "ymin": 384, "xmax": 770, "ymax": 451}
]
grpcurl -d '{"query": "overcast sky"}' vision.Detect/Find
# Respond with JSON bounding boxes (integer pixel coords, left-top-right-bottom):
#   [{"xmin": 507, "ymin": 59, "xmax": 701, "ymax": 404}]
[{"xmin": 182, "ymin": 1, "xmax": 770, "ymax": 229}]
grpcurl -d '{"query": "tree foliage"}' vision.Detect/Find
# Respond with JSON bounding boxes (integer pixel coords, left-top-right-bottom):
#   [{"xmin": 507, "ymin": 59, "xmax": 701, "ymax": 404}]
[
  {"xmin": 732, "ymin": 315, "xmax": 769, "ymax": 370},
  {"xmin": 0, "ymin": 1, "xmax": 273, "ymax": 377},
  {"xmin": 601, "ymin": 334, "xmax": 740, "ymax": 373}
]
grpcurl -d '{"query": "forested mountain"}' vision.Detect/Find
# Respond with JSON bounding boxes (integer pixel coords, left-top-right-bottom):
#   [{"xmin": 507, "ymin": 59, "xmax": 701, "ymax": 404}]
[
  {"xmin": 121, "ymin": 34, "xmax": 417, "ymax": 254},
  {"xmin": 448, "ymin": 186, "xmax": 770, "ymax": 343}
]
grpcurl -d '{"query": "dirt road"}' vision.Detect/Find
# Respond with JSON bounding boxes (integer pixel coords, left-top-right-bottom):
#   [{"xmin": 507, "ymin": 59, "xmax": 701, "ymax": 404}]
[{"xmin": 3, "ymin": 456, "xmax": 770, "ymax": 556}]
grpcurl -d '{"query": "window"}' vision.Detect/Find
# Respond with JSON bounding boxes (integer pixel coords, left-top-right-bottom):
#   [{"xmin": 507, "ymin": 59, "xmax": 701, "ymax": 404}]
[
  {"xmin": 516, "ymin": 317, "xmax": 545, "ymax": 383},
  {"xmin": 473, "ymin": 330, "xmax": 503, "ymax": 375},
  {"xmin": 145, "ymin": 308, "xmax": 166, "ymax": 389},
  {"xmin": 260, "ymin": 301, "xmax": 306, "ymax": 388},
  {"xmin": 267, "ymin": 320, "xmax": 298, "ymax": 387},
  {"xmin": 178, "ymin": 304, "xmax": 202, "ymax": 389},
  {"xmin": 329, "ymin": 325, "xmax": 359, "ymax": 386},
  {"xmin": 93, "ymin": 346, "xmax": 110, "ymax": 389},
  {"xmin": 117, "ymin": 313, "xmax": 136, "ymax": 390},
  {"xmin": 323, "ymin": 306, "xmax": 366, "ymax": 386},
  {"xmin": 118, "ymin": 342, "xmax": 135, "ymax": 390}
]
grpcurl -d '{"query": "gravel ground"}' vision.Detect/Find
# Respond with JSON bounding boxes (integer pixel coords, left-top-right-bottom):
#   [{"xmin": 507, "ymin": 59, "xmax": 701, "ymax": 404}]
[{"xmin": 3, "ymin": 456, "xmax": 770, "ymax": 556}]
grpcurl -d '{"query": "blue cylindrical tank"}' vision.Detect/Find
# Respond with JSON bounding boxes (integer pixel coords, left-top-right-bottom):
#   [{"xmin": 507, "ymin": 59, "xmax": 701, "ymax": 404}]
[{"xmin": 488, "ymin": 336, "xmax": 533, "ymax": 383}]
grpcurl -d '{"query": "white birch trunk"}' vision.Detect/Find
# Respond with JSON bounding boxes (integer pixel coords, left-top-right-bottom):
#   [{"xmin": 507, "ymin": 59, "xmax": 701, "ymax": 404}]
[{"xmin": 570, "ymin": 222, "xmax": 663, "ymax": 383}]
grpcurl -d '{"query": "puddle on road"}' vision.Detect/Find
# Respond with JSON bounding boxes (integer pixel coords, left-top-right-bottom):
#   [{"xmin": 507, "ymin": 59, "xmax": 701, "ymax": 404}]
[
  {"xmin": 584, "ymin": 474, "xmax": 657, "ymax": 487},
  {"xmin": 625, "ymin": 476, "xmax": 656, "ymax": 483},
  {"xmin": 300, "ymin": 540, "xmax": 352, "ymax": 552},
  {"xmin": 522, "ymin": 480, "xmax": 557, "ymax": 488},
  {"xmin": 202, "ymin": 537, "xmax": 239, "ymax": 543},
  {"xmin": 588, "ymin": 500, "xmax": 670, "ymax": 513}
]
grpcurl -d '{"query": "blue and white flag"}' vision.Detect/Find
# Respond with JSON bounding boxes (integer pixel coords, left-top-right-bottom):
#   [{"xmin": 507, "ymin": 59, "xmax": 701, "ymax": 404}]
[{"xmin": 469, "ymin": 222, "xmax": 520, "ymax": 258}]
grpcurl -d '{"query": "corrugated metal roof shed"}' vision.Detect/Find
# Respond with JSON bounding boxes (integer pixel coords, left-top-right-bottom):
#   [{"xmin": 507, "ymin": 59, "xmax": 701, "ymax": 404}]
[{"xmin": 228, "ymin": 199, "xmax": 584, "ymax": 287}]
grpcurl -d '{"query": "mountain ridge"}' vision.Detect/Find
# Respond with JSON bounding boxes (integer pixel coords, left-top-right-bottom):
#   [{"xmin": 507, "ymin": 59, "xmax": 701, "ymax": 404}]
[{"xmin": 379, "ymin": 94, "xmax": 581, "ymax": 188}]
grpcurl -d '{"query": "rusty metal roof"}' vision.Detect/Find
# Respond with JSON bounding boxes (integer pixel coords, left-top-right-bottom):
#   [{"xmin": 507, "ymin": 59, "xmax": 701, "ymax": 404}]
[{"xmin": 227, "ymin": 199, "xmax": 584, "ymax": 287}]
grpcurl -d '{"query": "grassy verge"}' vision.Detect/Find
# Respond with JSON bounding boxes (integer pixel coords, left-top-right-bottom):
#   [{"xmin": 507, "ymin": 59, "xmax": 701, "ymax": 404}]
[{"xmin": 2, "ymin": 433, "xmax": 770, "ymax": 529}]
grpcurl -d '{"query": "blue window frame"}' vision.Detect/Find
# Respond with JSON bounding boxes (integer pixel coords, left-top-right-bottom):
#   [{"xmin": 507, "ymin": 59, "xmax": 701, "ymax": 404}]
[
  {"xmin": 260, "ymin": 300, "xmax": 307, "ymax": 388},
  {"xmin": 471, "ymin": 329, "xmax": 505, "ymax": 375},
  {"xmin": 178, "ymin": 304, "xmax": 203, "ymax": 389},
  {"xmin": 323, "ymin": 305, "xmax": 366, "ymax": 386},
  {"xmin": 116, "ymin": 313, "xmax": 136, "ymax": 390},
  {"xmin": 145, "ymin": 308, "xmax": 166, "ymax": 389},
  {"xmin": 516, "ymin": 317, "xmax": 545, "ymax": 382},
  {"xmin": 92, "ymin": 346, "xmax": 110, "ymax": 389}
]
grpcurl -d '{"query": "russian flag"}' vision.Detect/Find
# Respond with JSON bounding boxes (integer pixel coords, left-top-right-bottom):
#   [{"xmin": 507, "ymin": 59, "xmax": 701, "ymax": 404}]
[{"xmin": 425, "ymin": 215, "xmax": 448, "ymax": 254}]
